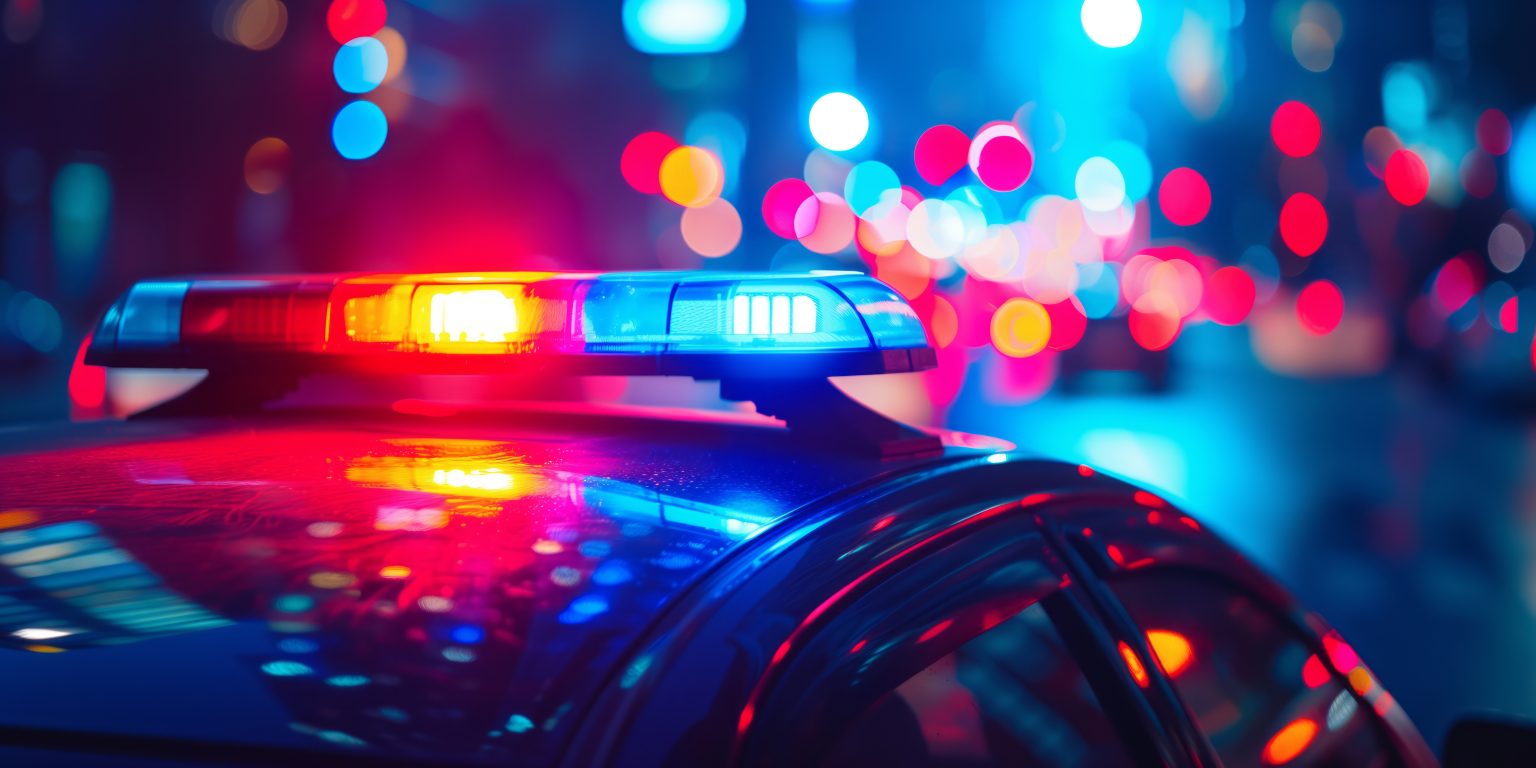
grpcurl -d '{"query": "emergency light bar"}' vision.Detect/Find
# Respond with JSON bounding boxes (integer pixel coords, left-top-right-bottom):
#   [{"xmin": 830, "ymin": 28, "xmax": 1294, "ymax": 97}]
[{"xmin": 86, "ymin": 271, "xmax": 935, "ymax": 378}]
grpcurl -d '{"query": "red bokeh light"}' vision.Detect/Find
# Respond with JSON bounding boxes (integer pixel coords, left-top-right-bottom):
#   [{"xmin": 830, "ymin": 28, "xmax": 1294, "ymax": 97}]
[
  {"xmin": 326, "ymin": 0, "xmax": 387, "ymax": 44},
  {"xmin": 1129, "ymin": 305, "xmax": 1181, "ymax": 350},
  {"xmin": 913, "ymin": 124, "xmax": 970, "ymax": 186},
  {"xmin": 1158, "ymin": 168, "xmax": 1211, "ymax": 227},
  {"xmin": 1385, "ymin": 149, "xmax": 1430, "ymax": 206},
  {"xmin": 619, "ymin": 131, "xmax": 678, "ymax": 195},
  {"xmin": 1203, "ymin": 266, "xmax": 1256, "ymax": 325},
  {"xmin": 1044, "ymin": 299, "xmax": 1086, "ymax": 350},
  {"xmin": 1271, "ymin": 101, "xmax": 1321, "ymax": 158},
  {"xmin": 761, "ymin": 178, "xmax": 815, "ymax": 239},
  {"xmin": 1460, "ymin": 149, "xmax": 1497, "ymax": 199},
  {"xmin": 1296, "ymin": 280, "xmax": 1344, "ymax": 335},
  {"xmin": 1477, "ymin": 109, "xmax": 1513, "ymax": 156},
  {"xmin": 1500, "ymin": 296, "xmax": 1518, "ymax": 333},
  {"xmin": 974, "ymin": 134, "xmax": 1033, "ymax": 192},
  {"xmin": 1301, "ymin": 654, "xmax": 1330, "ymax": 688},
  {"xmin": 1279, "ymin": 193, "xmax": 1328, "ymax": 257},
  {"xmin": 1432, "ymin": 255, "xmax": 1480, "ymax": 315}
]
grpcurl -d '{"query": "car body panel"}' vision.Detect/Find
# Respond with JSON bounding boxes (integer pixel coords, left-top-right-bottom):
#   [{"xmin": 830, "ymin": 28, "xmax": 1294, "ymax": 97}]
[{"xmin": 0, "ymin": 407, "xmax": 955, "ymax": 766}]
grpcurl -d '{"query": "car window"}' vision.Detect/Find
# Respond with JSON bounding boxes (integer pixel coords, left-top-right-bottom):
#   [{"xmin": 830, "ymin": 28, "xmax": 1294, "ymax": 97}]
[
  {"xmin": 1109, "ymin": 570, "xmax": 1399, "ymax": 767},
  {"xmin": 817, "ymin": 600, "xmax": 1136, "ymax": 768}
]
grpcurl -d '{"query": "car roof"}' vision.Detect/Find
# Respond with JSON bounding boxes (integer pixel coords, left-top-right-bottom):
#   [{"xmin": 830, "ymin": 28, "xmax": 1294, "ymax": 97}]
[{"xmin": 0, "ymin": 404, "xmax": 980, "ymax": 766}]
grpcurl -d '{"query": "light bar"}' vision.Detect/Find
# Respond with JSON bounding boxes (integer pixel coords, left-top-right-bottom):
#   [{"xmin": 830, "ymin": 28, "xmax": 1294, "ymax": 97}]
[{"xmin": 87, "ymin": 271, "xmax": 935, "ymax": 378}]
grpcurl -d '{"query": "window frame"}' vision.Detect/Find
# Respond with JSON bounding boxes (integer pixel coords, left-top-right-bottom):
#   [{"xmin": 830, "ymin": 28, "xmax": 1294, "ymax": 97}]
[{"xmin": 736, "ymin": 498, "xmax": 1186, "ymax": 768}]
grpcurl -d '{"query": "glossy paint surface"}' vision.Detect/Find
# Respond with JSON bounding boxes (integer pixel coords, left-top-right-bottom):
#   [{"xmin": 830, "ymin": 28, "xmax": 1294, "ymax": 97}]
[{"xmin": 0, "ymin": 408, "xmax": 939, "ymax": 765}]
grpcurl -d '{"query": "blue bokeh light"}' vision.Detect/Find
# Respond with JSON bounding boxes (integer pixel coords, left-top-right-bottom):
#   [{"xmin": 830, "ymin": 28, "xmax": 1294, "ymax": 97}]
[
  {"xmin": 622, "ymin": 0, "xmax": 745, "ymax": 55},
  {"xmin": 331, "ymin": 101, "xmax": 388, "ymax": 160},
  {"xmin": 333, "ymin": 36, "xmax": 389, "ymax": 94}
]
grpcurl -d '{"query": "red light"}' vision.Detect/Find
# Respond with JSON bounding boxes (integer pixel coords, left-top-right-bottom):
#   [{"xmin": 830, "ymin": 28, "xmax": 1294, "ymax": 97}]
[
  {"xmin": 1477, "ymin": 109, "xmax": 1513, "ymax": 156},
  {"xmin": 1204, "ymin": 266, "xmax": 1256, "ymax": 326},
  {"xmin": 1279, "ymin": 193, "xmax": 1328, "ymax": 257},
  {"xmin": 1129, "ymin": 305, "xmax": 1181, "ymax": 351},
  {"xmin": 1133, "ymin": 490, "xmax": 1165, "ymax": 507},
  {"xmin": 849, "ymin": 639, "xmax": 867, "ymax": 655},
  {"xmin": 974, "ymin": 133, "xmax": 1033, "ymax": 192},
  {"xmin": 1322, "ymin": 633, "xmax": 1361, "ymax": 672},
  {"xmin": 914, "ymin": 124, "xmax": 970, "ymax": 185},
  {"xmin": 1158, "ymin": 167, "xmax": 1211, "ymax": 227},
  {"xmin": 1296, "ymin": 280, "xmax": 1344, "ymax": 335},
  {"xmin": 326, "ymin": 0, "xmax": 386, "ymax": 44},
  {"xmin": 67, "ymin": 331, "xmax": 106, "ymax": 412},
  {"xmin": 761, "ymin": 178, "xmax": 815, "ymax": 239},
  {"xmin": 1301, "ymin": 654, "xmax": 1330, "ymax": 688},
  {"xmin": 1500, "ymin": 296, "xmax": 1518, "ymax": 333},
  {"xmin": 1432, "ymin": 256, "xmax": 1480, "ymax": 315},
  {"xmin": 1271, "ymin": 101, "xmax": 1321, "ymax": 158},
  {"xmin": 1044, "ymin": 299, "xmax": 1087, "ymax": 350},
  {"xmin": 1385, "ymin": 149, "xmax": 1430, "ymax": 206},
  {"xmin": 620, "ymin": 132, "xmax": 678, "ymax": 195},
  {"xmin": 1077, "ymin": 464, "xmax": 1095, "ymax": 477},
  {"xmin": 917, "ymin": 618, "xmax": 954, "ymax": 643}
]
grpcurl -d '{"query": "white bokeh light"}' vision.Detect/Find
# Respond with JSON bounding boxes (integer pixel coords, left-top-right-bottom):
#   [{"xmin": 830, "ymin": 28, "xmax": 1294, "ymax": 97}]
[
  {"xmin": 1081, "ymin": 0, "xmax": 1142, "ymax": 49},
  {"xmin": 808, "ymin": 92, "xmax": 870, "ymax": 152},
  {"xmin": 1075, "ymin": 156, "xmax": 1127, "ymax": 212}
]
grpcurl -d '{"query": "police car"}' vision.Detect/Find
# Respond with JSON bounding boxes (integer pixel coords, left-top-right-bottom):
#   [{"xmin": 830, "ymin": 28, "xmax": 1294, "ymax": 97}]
[{"xmin": 0, "ymin": 271, "xmax": 1440, "ymax": 767}]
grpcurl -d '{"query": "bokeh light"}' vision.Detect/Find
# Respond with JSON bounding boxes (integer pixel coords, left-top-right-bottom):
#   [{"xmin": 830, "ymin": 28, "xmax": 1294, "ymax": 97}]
[
  {"xmin": 333, "ymin": 36, "xmax": 388, "ymax": 94},
  {"xmin": 991, "ymin": 298, "xmax": 1051, "ymax": 358},
  {"xmin": 1075, "ymin": 156, "xmax": 1126, "ymax": 212},
  {"xmin": 843, "ymin": 160, "xmax": 901, "ymax": 216},
  {"xmin": 797, "ymin": 192, "xmax": 856, "ymax": 253},
  {"xmin": 1081, "ymin": 0, "xmax": 1142, "ymax": 49},
  {"xmin": 808, "ymin": 92, "xmax": 869, "ymax": 152},
  {"xmin": 679, "ymin": 198, "xmax": 742, "ymax": 257},
  {"xmin": 622, "ymin": 0, "xmax": 745, "ymax": 55},
  {"xmin": 914, "ymin": 124, "xmax": 970, "ymax": 186},
  {"xmin": 326, "ymin": 0, "xmax": 385, "ymax": 45},
  {"xmin": 1489, "ymin": 222, "xmax": 1527, "ymax": 274},
  {"xmin": 973, "ymin": 131, "xmax": 1033, "ymax": 192},
  {"xmin": 243, "ymin": 137, "xmax": 290, "ymax": 194},
  {"xmin": 1279, "ymin": 193, "xmax": 1328, "ymax": 257},
  {"xmin": 1158, "ymin": 168, "xmax": 1211, "ymax": 227},
  {"xmin": 658, "ymin": 146, "xmax": 723, "ymax": 207},
  {"xmin": 1204, "ymin": 266, "xmax": 1256, "ymax": 326},
  {"xmin": 1384, "ymin": 149, "xmax": 1430, "ymax": 206},
  {"xmin": 373, "ymin": 27, "xmax": 407, "ymax": 83},
  {"xmin": 1271, "ymin": 101, "xmax": 1321, "ymax": 158},
  {"xmin": 331, "ymin": 100, "xmax": 388, "ymax": 160},
  {"xmin": 1297, "ymin": 280, "xmax": 1344, "ymax": 334},
  {"xmin": 762, "ymin": 178, "xmax": 815, "ymax": 238},
  {"xmin": 1478, "ymin": 109, "xmax": 1513, "ymax": 156},
  {"xmin": 620, "ymin": 131, "xmax": 679, "ymax": 195},
  {"xmin": 220, "ymin": 0, "xmax": 288, "ymax": 51}
]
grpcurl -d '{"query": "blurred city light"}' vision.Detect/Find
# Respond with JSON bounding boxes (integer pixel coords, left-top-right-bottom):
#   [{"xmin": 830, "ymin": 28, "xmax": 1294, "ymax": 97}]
[
  {"xmin": 808, "ymin": 92, "xmax": 869, "ymax": 152},
  {"xmin": 622, "ymin": 0, "xmax": 745, "ymax": 55}
]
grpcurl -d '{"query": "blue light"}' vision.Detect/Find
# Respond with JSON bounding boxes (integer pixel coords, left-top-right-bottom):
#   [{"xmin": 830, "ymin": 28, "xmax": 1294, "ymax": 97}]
[
  {"xmin": 844, "ymin": 161, "xmax": 900, "ymax": 217},
  {"xmin": 333, "ymin": 37, "xmax": 389, "ymax": 94},
  {"xmin": 506, "ymin": 714, "xmax": 535, "ymax": 734},
  {"xmin": 449, "ymin": 625, "xmax": 484, "ymax": 644},
  {"xmin": 622, "ymin": 0, "xmax": 745, "ymax": 55},
  {"xmin": 1101, "ymin": 140, "xmax": 1152, "ymax": 202},
  {"xmin": 1511, "ymin": 111, "xmax": 1536, "ymax": 215},
  {"xmin": 116, "ymin": 281, "xmax": 189, "ymax": 348},
  {"xmin": 1382, "ymin": 63, "xmax": 1431, "ymax": 136},
  {"xmin": 593, "ymin": 560, "xmax": 634, "ymax": 586},
  {"xmin": 325, "ymin": 674, "xmax": 370, "ymax": 687},
  {"xmin": 262, "ymin": 660, "xmax": 313, "ymax": 677},
  {"xmin": 331, "ymin": 101, "xmax": 388, "ymax": 160}
]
